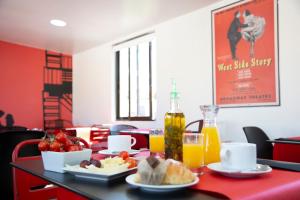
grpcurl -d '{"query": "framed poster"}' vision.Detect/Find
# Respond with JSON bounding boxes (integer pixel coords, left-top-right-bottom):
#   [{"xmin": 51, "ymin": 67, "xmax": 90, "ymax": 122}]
[{"xmin": 211, "ymin": 0, "xmax": 279, "ymax": 107}]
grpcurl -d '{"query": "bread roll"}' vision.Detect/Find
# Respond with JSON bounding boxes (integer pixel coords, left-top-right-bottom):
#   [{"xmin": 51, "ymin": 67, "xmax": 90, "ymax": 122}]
[
  {"xmin": 135, "ymin": 157, "xmax": 195, "ymax": 185},
  {"xmin": 162, "ymin": 160, "xmax": 195, "ymax": 185}
]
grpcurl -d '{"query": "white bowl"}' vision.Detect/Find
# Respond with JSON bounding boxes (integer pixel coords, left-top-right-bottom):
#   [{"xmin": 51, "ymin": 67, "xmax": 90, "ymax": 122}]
[{"xmin": 41, "ymin": 149, "xmax": 92, "ymax": 173}]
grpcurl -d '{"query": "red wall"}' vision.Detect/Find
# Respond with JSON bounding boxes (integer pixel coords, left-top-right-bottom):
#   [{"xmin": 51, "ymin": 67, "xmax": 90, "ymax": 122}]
[{"xmin": 0, "ymin": 40, "xmax": 72, "ymax": 129}]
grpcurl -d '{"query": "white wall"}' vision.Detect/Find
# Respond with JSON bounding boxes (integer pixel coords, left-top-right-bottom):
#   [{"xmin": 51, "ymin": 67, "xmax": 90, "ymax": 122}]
[{"xmin": 73, "ymin": 0, "xmax": 300, "ymax": 142}]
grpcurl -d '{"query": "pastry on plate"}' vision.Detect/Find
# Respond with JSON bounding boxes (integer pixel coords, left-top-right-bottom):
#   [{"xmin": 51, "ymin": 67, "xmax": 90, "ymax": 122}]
[{"xmin": 135, "ymin": 156, "xmax": 196, "ymax": 185}]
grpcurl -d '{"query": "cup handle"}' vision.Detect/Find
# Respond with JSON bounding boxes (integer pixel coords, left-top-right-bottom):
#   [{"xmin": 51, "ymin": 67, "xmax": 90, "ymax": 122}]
[
  {"xmin": 220, "ymin": 148, "xmax": 231, "ymax": 161},
  {"xmin": 131, "ymin": 137, "xmax": 136, "ymax": 147}
]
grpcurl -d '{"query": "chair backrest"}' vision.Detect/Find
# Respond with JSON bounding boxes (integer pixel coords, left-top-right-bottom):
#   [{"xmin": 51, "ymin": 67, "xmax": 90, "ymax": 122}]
[
  {"xmin": 62, "ymin": 128, "xmax": 77, "ymax": 137},
  {"xmin": 243, "ymin": 126, "xmax": 273, "ymax": 159},
  {"xmin": 185, "ymin": 120, "xmax": 204, "ymax": 133},
  {"xmin": 109, "ymin": 124, "xmax": 148, "ymax": 149},
  {"xmin": 110, "ymin": 124, "xmax": 137, "ymax": 135},
  {"xmin": 0, "ymin": 126, "xmax": 27, "ymax": 133},
  {"xmin": 0, "ymin": 130, "xmax": 45, "ymax": 200},
  {"xmin": 90, "ymin": 128, "xmax": 110, "ymax": 152},
  {"xmin": 90, "ymin": 129, "xmax": 110, "ymax": 142},
  {"xmin": 12, "ymin": 139, "xmax": 58, "ymax": 200}
]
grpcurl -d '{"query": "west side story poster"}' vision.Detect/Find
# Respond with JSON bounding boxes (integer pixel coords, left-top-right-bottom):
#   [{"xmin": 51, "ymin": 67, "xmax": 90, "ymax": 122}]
[{"xmin": 212, "ymin": 0, "xmax": 279, "ymax": 107}]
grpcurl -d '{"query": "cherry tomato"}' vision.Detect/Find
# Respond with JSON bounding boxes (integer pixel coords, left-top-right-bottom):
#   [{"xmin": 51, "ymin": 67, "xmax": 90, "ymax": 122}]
[
  {"xmin": 55, "ymin": 131, "xmax": 68, "ymax": 144},
  {"xmin": 50, "ymin": 140, "xmax": 62, "ymax": 152},
  {"xmin": 125, "ymin": 158, "xmax": 137, "ymax": 168},
  {"xmin": 64, "ymin": 138, "xmax": 74, "ymax": 151},
  {"xmin": 76, "ymin": 144, "xmax": 83, "ymax": 151},
  {"xmin": 53, "ymin": 129, "xmax": 61, "ymax": 135},
  {"xmin": 119, "ymin": 151, "xmax": 129, "ymax": 160},
  {"xmin": 68, "ymin": 145, "xmax": 80, "ymax": 152},
  {"xmin": 38, "ymin": 140, "xmax": 50, "ymax": 151}
]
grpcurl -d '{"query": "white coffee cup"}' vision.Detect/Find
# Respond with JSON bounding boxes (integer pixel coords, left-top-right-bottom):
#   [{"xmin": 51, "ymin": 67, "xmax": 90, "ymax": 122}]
[
  {"xmin": 220, "ymin": 142, "xmax": 256, "ymax": 170},
  {"xmin": 107, "ymin": 135, "xmax": 137, "ymax": 152}
]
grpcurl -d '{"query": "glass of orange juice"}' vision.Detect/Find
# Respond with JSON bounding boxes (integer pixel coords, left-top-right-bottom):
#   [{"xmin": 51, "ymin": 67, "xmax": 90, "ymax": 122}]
[
  {"xmin": 149, "ymin": 129, "xmax": 165, "ymax": 158},
  {"xmin": 183, "ymin": 132, "xmax": 204, "ymax": 175}
]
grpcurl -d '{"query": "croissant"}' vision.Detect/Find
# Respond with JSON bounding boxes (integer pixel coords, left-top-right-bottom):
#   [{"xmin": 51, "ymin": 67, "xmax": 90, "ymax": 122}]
[
  {"xmin": 162, "ymin": 160, "xmax": 196, "ymax": 185},
  {"xmin": 135, "ymin": 156, "xmax": 195, "ymax": 185}
]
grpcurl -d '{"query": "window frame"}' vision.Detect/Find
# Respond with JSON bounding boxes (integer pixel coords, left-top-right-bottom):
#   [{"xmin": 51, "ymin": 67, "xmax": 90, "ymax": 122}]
[{"xmin": 115, "ymin": 39, "xmax": 154, "ymax": 121}]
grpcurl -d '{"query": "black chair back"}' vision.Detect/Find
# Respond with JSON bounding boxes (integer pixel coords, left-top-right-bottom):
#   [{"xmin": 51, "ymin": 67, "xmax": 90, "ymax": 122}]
[
  {"xmin": 243, "ymin": 126, "xmax": 273, "ymax": 159},
  {"xmin": 185, "ymin": 119, "xmax": 203, "ymax": 133},
  {"xmin": 0, "ymin": 130, "xmax": 45, "ymax": 200},
  {"xmin": 0, "ymin": 126, "xmax": 27, "ymax": 133},
  {"xmin": 110, "ymin": 124, "xmax": 137, "ymax": 135}
]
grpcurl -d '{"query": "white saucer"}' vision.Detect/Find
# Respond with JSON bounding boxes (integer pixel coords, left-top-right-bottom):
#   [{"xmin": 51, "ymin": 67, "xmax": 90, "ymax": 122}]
[
  {"xmin": 126, "ymin": 174, "xmax": 199, "ymax": 192},
  {"xmin": 207, "ymin": 162, "xmax": 272, "ymax": 178},
  {"xmin": 98, "ymin": 149, "xmax": 140, "ymax": 156}
]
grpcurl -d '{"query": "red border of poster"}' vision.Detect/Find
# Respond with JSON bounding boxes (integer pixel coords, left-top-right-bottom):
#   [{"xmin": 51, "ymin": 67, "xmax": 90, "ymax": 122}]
[{"xmin": 212, "ymin": 0, "xmax": 279, "ymax": 107}]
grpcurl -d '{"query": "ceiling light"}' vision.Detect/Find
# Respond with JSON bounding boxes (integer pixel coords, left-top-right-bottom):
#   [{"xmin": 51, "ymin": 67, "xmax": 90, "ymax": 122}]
[{"xmin": 50, "ymin": 19, "xmax": 67, "ymax": 27}]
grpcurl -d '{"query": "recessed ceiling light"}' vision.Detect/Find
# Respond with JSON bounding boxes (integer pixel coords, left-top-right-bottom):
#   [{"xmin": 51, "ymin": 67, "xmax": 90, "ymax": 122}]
[{"xmin": 50, "ymin": 19, "xmax": 67, "ymax": 27}]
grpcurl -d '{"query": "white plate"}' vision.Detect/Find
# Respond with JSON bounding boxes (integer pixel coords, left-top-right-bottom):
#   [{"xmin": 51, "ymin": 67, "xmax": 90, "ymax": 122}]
[
  {"xmin": 125, "ymin": 174, "xmax": 199, "ymax": 192},
  {"xmin": 207, "ymin": 162, "xmax": 272, "ymax": 178},
  {"xmin": 63, "ymin": 165, "xmax": 137, "ymax": 182},
  {"xmin": 98, "ymin": 149, "xmax": 140, "ymax": 156}
]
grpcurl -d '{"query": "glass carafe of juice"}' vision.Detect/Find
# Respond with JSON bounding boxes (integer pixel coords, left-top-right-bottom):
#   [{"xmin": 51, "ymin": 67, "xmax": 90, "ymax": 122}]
[
  {"xmin": 164, "ymin": 80, "xmax": 185, "ymax": 161},
  {"xmin": 200, "ymin": 105, "xmax": 221, "ymax": 165}
]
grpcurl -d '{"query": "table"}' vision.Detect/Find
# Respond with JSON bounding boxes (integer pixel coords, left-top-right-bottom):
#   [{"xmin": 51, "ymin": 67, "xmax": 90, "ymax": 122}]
[
  {"xmin": 267, "ymin": 137, "xmax": 300, "ymax": 163},
  {"xmin": 11, "ymin": 159, "xmax": 221, "ymax": 200},
  {"xmin": 11, "ymin": 156, "xmax": 300, "ymax": 200}
]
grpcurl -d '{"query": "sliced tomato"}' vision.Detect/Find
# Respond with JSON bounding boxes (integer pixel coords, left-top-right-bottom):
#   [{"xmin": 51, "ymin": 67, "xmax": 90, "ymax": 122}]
[
  {"xmin": 119, "ymin": 151, "xmax": 129, "ymax": 160},
  {"xmin": 125, "ymin": 158, "xmax": 137, "ymax": 168}
]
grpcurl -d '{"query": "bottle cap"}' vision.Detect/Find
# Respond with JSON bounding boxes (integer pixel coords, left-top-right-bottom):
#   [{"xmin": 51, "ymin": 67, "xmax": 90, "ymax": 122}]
[
  {"xmin": 150, "ymin": 128, "xmax": 163, "ymax": 135},
  {"xmin": 170, "ymin": 79, "xmax": 179, "ymax": 99}
]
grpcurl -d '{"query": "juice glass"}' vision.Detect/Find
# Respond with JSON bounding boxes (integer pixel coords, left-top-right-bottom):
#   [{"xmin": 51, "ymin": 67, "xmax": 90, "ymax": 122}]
[
  {"xmin": 149, "ymin": 129, "xmax": 165, "ymax": 158},
  {"xmin": 183, "ymin": 132, "xmax": 204, "ymax": 175},
  {"xmin": 200, "ymin": 105, "xmax": 221, "ymax": 165},
  {"xmin": 201, "ymin": 126, "xmax": 221, "ymax": 165}
]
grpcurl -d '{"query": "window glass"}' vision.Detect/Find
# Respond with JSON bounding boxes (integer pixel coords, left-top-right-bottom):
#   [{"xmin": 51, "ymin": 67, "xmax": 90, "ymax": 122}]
[
  {"xmin": 115, "ymin": 35, "xmax": 155, "ymax": 121},
  {"xmin": 130, "ymin": 45, "xmax": 138, "ymax": 117},
  {"xmin": 137, "ymin": 42, "xmax": 150, "ymax": 116},
  {"xmin": 119, "ymin": 48, "xmax": 129, "ymax": 118}
]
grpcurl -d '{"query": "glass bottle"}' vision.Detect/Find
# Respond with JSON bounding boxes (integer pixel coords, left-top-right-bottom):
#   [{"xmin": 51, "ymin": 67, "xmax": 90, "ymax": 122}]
[
  {"xmin": 164, "ymin": 80, "xmax": 185, "ymax": 161},
  {"xmin": 200, "ymin": 105, "xmax": 221, "ymax": 165}
]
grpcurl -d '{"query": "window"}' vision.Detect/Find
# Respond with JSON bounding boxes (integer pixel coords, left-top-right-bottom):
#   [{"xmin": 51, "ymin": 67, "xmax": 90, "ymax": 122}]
[{"xmin": 114, "ymin": 33, "xmax": 156, "ymax": 121}]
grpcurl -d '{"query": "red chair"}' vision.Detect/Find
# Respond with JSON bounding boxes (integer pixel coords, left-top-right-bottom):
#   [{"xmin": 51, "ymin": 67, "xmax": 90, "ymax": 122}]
[
  {"xmin": 273, "ymin": 137, "xmax": 300, "ymax": 163},
  {"xmin": 89, "ymin": 128, "xmax": 110, "ymax": 152},
  {"xmin": 119, "ymin": 133, "xmax": 148, "ymax": 149},
  {"xmin": 53, "ymin": 128, "xmax": 77, "ymax": 137},
  {"xmin": 12, "ymin": 138, "xmax": 90, "ymax": 200},
  {"xmin": 63, "ymin": 128, "xmax": 77, "ymax": 137},
  {"xmin": 12, "ymin": 139, "xmax": 59, "ymax": 200}
]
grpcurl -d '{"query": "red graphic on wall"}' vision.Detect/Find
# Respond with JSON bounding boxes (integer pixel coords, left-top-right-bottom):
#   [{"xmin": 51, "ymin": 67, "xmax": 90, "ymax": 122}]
[
  {"xmin": 0, "ymin": 41, "xmax": 72, "ymax": 129},
  {"xmin": 212, "ymin": 0, "xmax": 279, "ymax": 107},
  {"xmin": 43, "ymin": 51, "xmax": 73, "ymax": 132}
]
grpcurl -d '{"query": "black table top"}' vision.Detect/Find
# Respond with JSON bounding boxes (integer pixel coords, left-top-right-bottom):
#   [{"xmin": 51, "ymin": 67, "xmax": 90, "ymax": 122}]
[{"xmin": 11, "ymin": 159, "xmax": 225, "ymax": 200}]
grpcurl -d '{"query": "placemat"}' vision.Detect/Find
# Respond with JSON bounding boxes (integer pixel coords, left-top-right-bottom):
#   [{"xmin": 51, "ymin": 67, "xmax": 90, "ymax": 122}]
[{"xmin": 192, "ymin": 167, "xmax": 300, "ymax": 200}]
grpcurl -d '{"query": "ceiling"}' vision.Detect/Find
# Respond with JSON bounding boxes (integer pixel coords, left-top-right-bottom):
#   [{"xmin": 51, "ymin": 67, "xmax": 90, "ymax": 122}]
[{"xmin": 0, "ymin": 0, "xmax": 220, "ymax": 54}]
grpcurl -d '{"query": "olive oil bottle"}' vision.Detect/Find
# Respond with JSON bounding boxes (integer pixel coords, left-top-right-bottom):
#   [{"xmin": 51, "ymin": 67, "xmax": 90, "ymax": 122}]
[{"xmin": 164, "ymin": 80, "xmax": 185, "ymax": 161}]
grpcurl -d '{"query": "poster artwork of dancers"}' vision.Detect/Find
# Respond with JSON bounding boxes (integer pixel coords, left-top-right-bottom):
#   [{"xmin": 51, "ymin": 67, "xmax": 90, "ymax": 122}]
[{"xmin": 211, "ymin": 0, "xmax": 279, "ymax": 107}]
